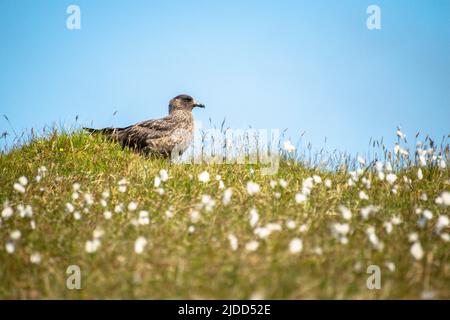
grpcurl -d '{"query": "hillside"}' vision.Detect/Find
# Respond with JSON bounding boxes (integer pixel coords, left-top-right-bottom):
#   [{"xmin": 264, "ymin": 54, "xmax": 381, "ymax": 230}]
[{"xmin": 0, "ymin": 131, "xmax": 449, "ymax": 299}]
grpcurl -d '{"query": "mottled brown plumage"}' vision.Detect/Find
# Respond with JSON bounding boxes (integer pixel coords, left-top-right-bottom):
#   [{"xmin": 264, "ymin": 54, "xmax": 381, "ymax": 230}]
[{"xmin": 84, "ymin": 95, "xmax": 204, "ymax": 157}]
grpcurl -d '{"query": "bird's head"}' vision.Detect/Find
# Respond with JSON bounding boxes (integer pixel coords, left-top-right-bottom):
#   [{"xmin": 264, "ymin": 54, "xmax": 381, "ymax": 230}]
[{"xmin": 169, "ymin": 94, "xmax": 205, "ymax": 114}]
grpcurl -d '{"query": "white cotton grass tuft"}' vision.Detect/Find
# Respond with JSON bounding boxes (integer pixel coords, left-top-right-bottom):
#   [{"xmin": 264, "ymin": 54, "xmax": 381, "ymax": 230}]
[
  {"xmin": 339, "ymin": 205, "xmax": 352, "ymax": 220},
  {"xmin": 198, "ymin": 171, "xmax": 210, "ymax": 183},
  {"xmin": 5, "ymin": 241, "xmax": 15, "ymax": 254},
  {"xmin": 435, "ymin": 191, "xmax": 450, "ymax": 206},
  {"xmin": 85, "ymin": 239, "xmax": 101, "ymax": 253},
  {"xmin": 159, "ymin": 169, "xmax": 169, "ymax": 182},
  {"xmin": 295, "ymin": 193, "xmax": 307, "ymax": 204},
  {"xmin": 138, "ymin": 210, "xmax": 150, "ymax": 225},
  {"xmin": 118, "ymin": 178, "xmax": 127, "ymax": 193},
  {"xmin": 245, "ymin": 240, "xmax": 259, "ymax": 252},
  {"xmin": 134, "ymin": 236, "xmax": 147, "ymax": 254},
  {"xmin": 222, "ymin": 188, "xmax": 233, "ymax": 205},
  {"xmin": 228, "ymin": 234, "xmax": 238, "ymax": 251},
  {"xmin": 30, "ymin": 252, "xmax": 42, "ymax": 264},
  {"xmin": 246, "ymin": 181, "xmax": 260, "ymax": 196},
  {"xmin": 249, "ymin": 208, "xmax": 259, "ymax": 227},
  {"xmin": 282, "ymin": 140, "xmax": 296, "ymax": 153},
  {"xmin": 13, "ymin": 183, "xmax": 26, "ymax": 193},
  {"xmin": 2, "ymin": 205, "xmax": 13, "ymax": 219},
  {"xmin": 103, "ymin": 211, "xmax": 112, "ymax": 220},
  {"xmin": 410, "ymin": 242, "xmax": 424, "ymax": 260},
  {"xmin": 289, "ymin": 238, "xmax": 303, "ymax": 254},
  {"xmin": 127, "ymin": 201, "xmax": 138, "ymax": 212}
]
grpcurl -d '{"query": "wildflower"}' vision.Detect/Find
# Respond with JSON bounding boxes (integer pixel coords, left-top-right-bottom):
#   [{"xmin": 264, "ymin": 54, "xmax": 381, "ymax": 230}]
[
  {"xmin": 366, "ymin": 226, "xmax": 383, "ymax": 251},
  {"xmin": 13, "ymin": 183, "xmax": 26, "ymax": 193},
  {"xmin": 127, "ymin": 201, "xmax": 138, "ymax": 212},
  {"xmin": 383, "ymin": 222, "xmax": 393, "ymax": 234},
  {"xmin": 358, "ymin": 190, "xmax": 369, "ymax": 200},
  {"xmin": 201, "ymin": 194, "xmax": 215, "ymax": 212},
  {"xmin": 228, "ymin": 234, "xmax": 238, "ymax": 251},
  {"xmin": 386, "ymin": 173, "xmax": 397, "ymax": 185},
  {"xmin": 1, "ymin": 205, "xmax": 13, "ymax": 219},
  {"xmin": 138, "ymin": 210, "xmax": 150, "ymax": 225},
  {"xmin": 420, "ymin": 193, "xmax": 428, "ymax": 201},
  {"xmin": 289, "ymin": 238, "xmax": 303, "ymax": 254},
  {"xmin": 10, "ymin": 230, "xmax": 21, "ymax": 240},
  {"xmin": 422, "ymin": 209, "xmax": 433, "ymax": 220},
  {"xmin": 302, "ymin": 177, "xmax": 314, "ymax": 195},
  {"xmin": 246, "ymin": 181, "xmax": 260, "ymax": 195},
  {"xmin": 408, "ymin": 232, "xmax": 418, "ymax": 242},
  {"xmin": 71, "ymin": 192, "xmax": 80, "ymax": 200},
  {"xmin": 154, "ymin": 176, "xmax": 161, "ymax": 188},
  {"xmin": 286, "ymin": 220, "xmax": 296, "ymax": 229},
  {"xmin": 312, "ymin": 175, "xmax": 322, "ymax": 184},
  {"xmin": 198, "ymin": 171, "xmax": 210, "ymax": 183},
  {"xmin": 83, "ymin": 193, "xmax": 94, "ymax": 206},
  {"xmin": 73, "ymin": 211, "xmax": 81, "ymax": 220},
  {"xmin": 102, "ymin": 190, "xmax": 110, "ymax": 199},
  {"xmin": 190, "ymin": 210, "xmax": 201, "ymax": 223},
  {"xmin": 410, "ymin": 242, "xmax": 424, "ymax": 260},
  {"xmin": 269, "ymin": 180, "xmax": 277, "ymax": 188},
  {"xmin": 18, "ymin": 204, "xmax": 33, "ymax": 218},
  {"xmin": 159, "ymin": 169, "xmax": 169, "ymax": 182},
  {"xmin": 100, "ymin": 199, "xmax": 107, "ymax": 207},
  {"xmin": 118, "ymin": 178, "xmax": 127, "ymax": 193},
  {"xmin": 114, "ymin": 203, "xmax": 124, "ymax": 213},
  {"xmin": 298, "ymin": 224, "xmax": 309, "ymax": 233},
  {"xmin": 188, "ymin": 225, "xmax": 195, "ymax": 233},
  {"xmin": 324, "ymin": 179, "xmax": 332, "ymax": 189},
  {"xmin": 254, "ymin": 227, "xmax": 271, "ymax": 239},
  {"xmin": 274, "ymin": 192, "xmax": 281, "ymax": 199},
  {"xmin": 438, "ymin": 158, "xmax": 446, "ymax": 169},
  {"xmin": 93, "ymin": 227, "xmax": 105, "ymax": 239},
  {"xmin": 417, "ymin": 168, "xmax": 423, "ymax": 180},
  {"xmin": 157, "ymin": 188, "xmax": 165, "ymax": 195},
  {"xmin": 339, "ymin": 205, "xmax": 352, "ymax": 220},
  {"xmin": 435, "ymin": 191, "xmax": 450, "ymax": 206},
  {"xmin": 30, "ymin": 252, "xmax": 42, "ymax": 264},
  {"xmin": 332, "ymin": 223, "xmax": 350, "ymax": 236},
  {"xmin": 85, "ymin": 239, "xmax": 101, "ymax": 253},
  {"xmin": 282, "ymin": 140, "xmax": 296, "ymax": 153},
  {"xmin": 279, "ymin": 179, "xmax": 288, "ymax": 188},
  {"xmin": 219, "ymin": 180, "xmax": 225, "ymax": 189},
  {"xmin": 436, "ymin": 215, "xmax": 449, "ymax": 232},
  {"xmin": 245, "ymin": 240, "xmax": 259, "ymax": 252},
  {"xmin": 385, "ymin": 261, "xmax": 396, "ymax": 272},
  {"xmin": 18, "ymin": 176, "xmax": 28, "ymax": 186},
  {"xmin": 222, "ymin": 188, "xmax": 233, "ymax": 205},
  {"xmin": 103, "ymin": 211, "xmax": 112, "ymax": 220},
  {"xmin": 249, "ymin": 208, "xmax": 259, "ymax": 227},
  {"xmin": 5, "ymin": 241, "xmax": 15, "ymax": 254},
  {"xmin": 165, "ymin": 207, "xmax": 174, "ymax": 219},
  {"xmin": 65, "ymin": 202, "xmax": 75, "ymax": 213},
  {"xmin": 295, "ymin": 193, "xmax": 307, "ymax": 204},
  {"xmin": 73, "ymin": 183, "xmax": 81, "ymax": 191}
]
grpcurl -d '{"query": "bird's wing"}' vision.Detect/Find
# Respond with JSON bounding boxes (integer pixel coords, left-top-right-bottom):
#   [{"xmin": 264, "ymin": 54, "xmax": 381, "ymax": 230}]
[{"xmin": 117, "ymin": 116, "xmax": 175, "ymax": 148}]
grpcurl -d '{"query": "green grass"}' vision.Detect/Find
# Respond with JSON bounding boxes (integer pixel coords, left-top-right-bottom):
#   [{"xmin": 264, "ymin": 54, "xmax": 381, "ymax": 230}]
[{"xmin": 0, "ymin": 131, "xmax": 449, "ymax": 299}]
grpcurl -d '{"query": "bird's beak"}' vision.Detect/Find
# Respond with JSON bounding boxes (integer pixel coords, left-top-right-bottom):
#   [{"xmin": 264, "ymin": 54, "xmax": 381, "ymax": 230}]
[{"xmin": 193, "ymin": 100, "xmax": 205, "ymax": 108}]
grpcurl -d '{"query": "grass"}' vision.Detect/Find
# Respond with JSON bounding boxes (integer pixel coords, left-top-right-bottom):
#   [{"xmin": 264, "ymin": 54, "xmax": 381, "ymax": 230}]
[{"xmin": 0, "ymin": 130, "xmax": 449, "ymax": 299}]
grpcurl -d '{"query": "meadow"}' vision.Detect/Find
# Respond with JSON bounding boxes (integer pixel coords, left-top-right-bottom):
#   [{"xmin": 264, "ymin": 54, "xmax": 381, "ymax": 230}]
[{"xmin": 0, "ymin": 130, "xmax": 449, "ymax": 299}]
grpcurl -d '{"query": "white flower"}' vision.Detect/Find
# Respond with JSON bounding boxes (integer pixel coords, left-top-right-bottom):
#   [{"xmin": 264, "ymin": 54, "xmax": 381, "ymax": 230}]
[
  {"xmin": 441, "ymin": 233, "xmax": 449, "ymax": 242},
  {"xmin": 73, "ymin": 182, "xmax": 81, "ymax": 191},
  {"xmin": 159, "ymin": 169, "xmax": 169, "ymax": 182},
  {"xmin": 13, "ymin": 183, "xmax": 26, "ymax": 193},
  {"xmin": 134, "ymin": 236, "xmax": 148, "ymax": 254},
  {"xmin": 312, "ymin": 175, "xmax": 322, "ymax": 184},
  {"xmin": 286, "ymin": 220, "xmax": 296, "ymax": 229},
  {"xmin": 385, "ymin": 261, "xmax": 396, "ymax": 272},
  {"xmin": 18, "ymin": 176, "xmax": 28, "ymax": 186},
  {"xmin": 339, "ymin": 205, "xmax": 352, "ymax": 220},
  {"xmin": 65, "ymin": 202, "xmax": 75, "ymax": 213},
  {"xmin": 269, "ymin": 180, "xmax": 277, "ymax": 188},
  {"xmin": 435, "ymin": 191, "xmax": 450, "ymax": 206},
  {"xmin": 30, "ymin": 252, "xmax": 42, "ymax": 264},
  {"xmin": 114, "ymin": 203, "xmax": 124, "ymax": 213},
  {"xmin": 438, "ymin": 159, "xmax": 446, "ymax": 169},
  {"xmin": 188, "ymin": 225, "xmax": 195, "ymax": 233},
  {"xmin": 396, "ymin": 129, "xmax": 406, "ymax": 141},
  {"xmin": 219, "ymin": 180, "xmax": 225, "ymax": 189},
  {"xmin": 246, "ymin": 181, "xmax": 260, "ymax": 195},
  {"xmin": 201, "ymin": 194, "xmax": 215, "ymax": 212},
  {"xmin": 302, "ymin": 177, "xmax": 314, "ymax": 194},
  {"xmin": 228, "ymin": 234, "xmax": 238, "ymax": 251},
  {"xmin": 384, "ymin": 222, "xmax": 393, "ymax": 234},
  {"xmin": 436, "ymin": 215, "xmax": 449, "ymax": 232},
  {"xmin": 324, "ymin": 179, "xmax": 332, "ymax": 189},
  {"xmin": 420, "ymin": 193, "xmax": 428, "ymax": 201},
  {"xmin": 422, "ymin": 209, "xmax": 433, "ymax": 220},
  {"xmin": 127, "ymin": 201, "xmax": 138, "ymax": 212},
  {"xmin": 165, "ymin": 207, "xmax": 174, "ymax": 219},
  {"xmin": 103, "ymin": 211, "xmax": 112, "ymax": 220},
  {"xmin": 5, "ymin": 241, "xmax": 15, "ymax": 254},
  {"xmin": 85, "ymin": 239, "xmax": 101, "ymax": 253},
  {"xmin": 274, "ymin": 192, "xmax": 281, "ymax": 199},
  {"xmin": 417, "ymin": 168, "xmax": 423, "ymax": 180},
  {"xmin": 375, "ymin": 161, "xmax": 384, "ymax": 172},
  {"xmin": 10, "ymin": 230, "xmax": 21, "ymax": 240},
  {"xmin": 222, "ymin": 188, "xmax": 233, "ymax": 205},
  {"xmin": 249, "ymin": 208, "xmax": 259, "ymax": 227},
  {"xmin": 84, "ymin": 193, "xmax": 94, "ymax": 206},
  {"xmin": 190, "ymin": 210, "xmax": 201, "ymax": 223},
  {"xmin": 386, "ymin": 173, "xmax": 397, "ymax": 185},
  {"xmin": 215, "ymin": 175, "xmax": 222, "ymax": 181},
  {"xmin": 245, "ymin": 240, "xmax": 259, "ymax": 252},
  {"xmin": 254, "ymin": 227, "xmax": 271, "ymax": 239},
  {"xmin": 410, "ymin": 242, "xmax": 424, "ymax": 260},
  {"xmin": 295, "ymin": 193, "xmax": 307, "ymax": 204},
  {"xmin": 118, "ymin": 178, "xmax": 127, "ymax": 193},
  {"xmin": 279, "ymin": 179, "xmax": 288, "ymax": 188},
  {"xmin": 102, "ymin": 190, "xmax": 110, "ymax": 199},
  {"xmin": 391, "ymin": 215, "xmax": 402, "ymax": 225},
  {"xmin": 154, "ymin": 176, "xmax": 161, "ymax": 188},
  {"xmin": 289, "ymin": 238, "xmax": 303, "ymax": 254},
  {"xmin": 138, "ymin": 210, "xmax": 150, "ymax": 225},
  {"xmin": 282, "ymin": 140, "xmax": 296, "ymax": 153},
  {"xmin": 73, "ymin": 211, "xmax": 81, "ymax": 220},
  {"xmin": 1, "ymin": 206, "xmax": 13, "ymax": 219},
  {"xmin": 408, "ymin": 232, "xmax": 418, "ymax": 242},
  {"xmin": 157, "ymin": 188, "xmax": 165, "ymax": 195},
  {"xmin": 332, "ymin": 223, "xmax": 350, "ymax": 236},
  {"xmin": 93, "ymin": 227, "xmax": 105, "ymax": 239},
  {"xmin": 72, "ymin": 192, "xmax": 80, "ymax": 200},
  {"xmin": 298, "ymin": 224, "xmax": 309, "ymax": 233},
  {"xmin": 358, "ymin": 190, "xmax": 369, "ymax": 200},
  {"xmin": 198, "ymin": 171, "xmax": 210, "ymax": 183}
]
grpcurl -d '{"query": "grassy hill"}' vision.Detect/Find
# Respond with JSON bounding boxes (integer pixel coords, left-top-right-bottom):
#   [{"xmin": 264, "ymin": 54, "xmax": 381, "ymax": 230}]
[{"xmin": 0, "ymin": 131, "xmax": 449, "ymax": 299}]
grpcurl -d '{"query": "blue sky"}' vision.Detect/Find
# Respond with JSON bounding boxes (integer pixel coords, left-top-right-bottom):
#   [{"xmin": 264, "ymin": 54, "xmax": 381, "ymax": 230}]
[{"xmin": 0, "ymin": 0, "xmax": 449, "ymax": 155}]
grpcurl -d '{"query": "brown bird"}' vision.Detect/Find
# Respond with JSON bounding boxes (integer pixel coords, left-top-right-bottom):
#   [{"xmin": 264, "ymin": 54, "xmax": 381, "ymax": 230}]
[{"xmin": 84, "ymin": 94, "xmax": 205, "ymax": 157}]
